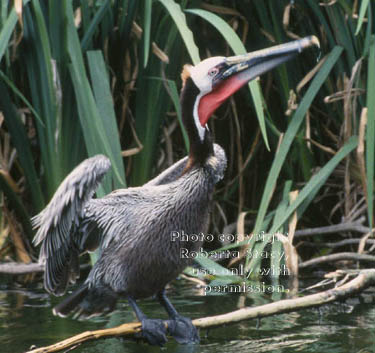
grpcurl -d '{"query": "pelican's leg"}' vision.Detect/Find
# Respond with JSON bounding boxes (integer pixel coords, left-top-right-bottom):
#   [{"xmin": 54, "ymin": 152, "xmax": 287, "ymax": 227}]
[
  {"xmin": 157, "ymin": 290, "xmax": 199, "ymax": 344},
  {"xmin": 128, "ymin": 297, "xmax": 168, "ymax": 346}
]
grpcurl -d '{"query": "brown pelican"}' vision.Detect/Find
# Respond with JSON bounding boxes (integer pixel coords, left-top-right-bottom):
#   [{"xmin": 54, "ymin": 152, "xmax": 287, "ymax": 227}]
[{"xmin": 32, "ymin": 36, "xmax": 319, "ymax": 346}]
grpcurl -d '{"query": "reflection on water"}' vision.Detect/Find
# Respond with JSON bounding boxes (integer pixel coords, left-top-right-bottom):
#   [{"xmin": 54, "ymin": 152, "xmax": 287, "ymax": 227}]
[{"xmin": 1, "ymin": 274, "xmax": 375, "ymax": 353}]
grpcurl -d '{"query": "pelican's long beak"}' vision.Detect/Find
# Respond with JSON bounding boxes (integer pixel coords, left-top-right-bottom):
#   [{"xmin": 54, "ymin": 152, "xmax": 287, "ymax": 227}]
[
  {"xmin": 198, "ymin": 36, "xmax": 320, "ymax": 127},
  {"xmin": 214, "ymin": 36, "xmax": 320, "ymax": 87}
]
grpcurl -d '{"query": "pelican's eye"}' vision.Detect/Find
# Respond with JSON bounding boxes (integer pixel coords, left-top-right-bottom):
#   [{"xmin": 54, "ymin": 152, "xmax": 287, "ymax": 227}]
[{"xmin": 208, "ymin": 67, "xmax": 219, "ymax": 77}]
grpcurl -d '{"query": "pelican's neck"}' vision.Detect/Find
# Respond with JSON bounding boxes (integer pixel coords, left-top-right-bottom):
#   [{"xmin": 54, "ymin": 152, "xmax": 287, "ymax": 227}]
[{"xmin": 180, "ymin": 77, "xmax": 214, "ymax": 168}]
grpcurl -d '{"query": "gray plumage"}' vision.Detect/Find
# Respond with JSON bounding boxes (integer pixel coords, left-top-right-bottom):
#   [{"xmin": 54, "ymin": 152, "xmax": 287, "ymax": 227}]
[
  {"xmin": 33, "ymin": 144, "xmax": 226, "ymax": 317},
  {"xmin": 32, "ymin": 155, "xmax": 111, "ymax": 295}
]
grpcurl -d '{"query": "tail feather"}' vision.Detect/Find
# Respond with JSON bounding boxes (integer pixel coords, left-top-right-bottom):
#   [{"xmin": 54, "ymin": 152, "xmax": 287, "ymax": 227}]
[
  {"xmin": 53, "ymin": 285, "xmax": 89, "ymax": 317},
  {"xmin": 53, "ymin": 285, "xmax": 118, "ymax": 319}
]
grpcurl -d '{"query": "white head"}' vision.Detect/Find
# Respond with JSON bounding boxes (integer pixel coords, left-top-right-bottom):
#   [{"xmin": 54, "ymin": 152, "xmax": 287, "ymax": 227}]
[
  {"xmin": 182, "ymin": 57, "xmax": 226, "ymax": 141},
  {"xmin": 188, "ymin": 56, "xmax": 225, "ymax": 94}
]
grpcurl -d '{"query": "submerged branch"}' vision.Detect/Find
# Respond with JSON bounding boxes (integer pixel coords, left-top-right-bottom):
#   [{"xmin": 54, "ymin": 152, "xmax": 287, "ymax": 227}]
[{"xmin": 25, "ymin": 269, "xmax": 375, "ymax": 353}]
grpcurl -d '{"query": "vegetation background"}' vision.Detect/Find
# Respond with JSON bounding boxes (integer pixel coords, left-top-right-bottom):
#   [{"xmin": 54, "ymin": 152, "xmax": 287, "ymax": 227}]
[{"xmin": 0, "ymin": 0, "xmax": 374, "ymax": 278}]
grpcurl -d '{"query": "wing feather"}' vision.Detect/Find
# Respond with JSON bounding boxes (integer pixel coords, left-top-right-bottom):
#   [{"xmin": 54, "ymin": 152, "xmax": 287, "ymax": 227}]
[
  {"xmin": 32, "ymin": 155, "xmax": 111, "ymax": 295},
  {"xmin": 145, "ymin": 156, "xmax": 188, "ymax": 186}
]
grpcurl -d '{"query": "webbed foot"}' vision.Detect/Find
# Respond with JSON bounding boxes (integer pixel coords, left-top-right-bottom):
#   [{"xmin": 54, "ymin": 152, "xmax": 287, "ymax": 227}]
[
  {"xmin": 167, "ymin": 316, "xmax": 199, "ymax": 344},
  {"xmin": 139, "ymin": 318, "xmax": 168, "ymax": 346}
]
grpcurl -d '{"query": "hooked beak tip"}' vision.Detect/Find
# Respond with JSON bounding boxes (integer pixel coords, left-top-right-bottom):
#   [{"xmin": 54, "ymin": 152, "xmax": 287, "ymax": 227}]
[{"xmin": 300, "ymin": 35, "xmax": 320, "ymax": 50}]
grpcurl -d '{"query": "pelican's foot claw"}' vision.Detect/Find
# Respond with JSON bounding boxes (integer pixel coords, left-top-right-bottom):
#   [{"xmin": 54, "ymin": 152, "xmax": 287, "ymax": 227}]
[{"xmin": 167, "ymin": 316, "xmax": 199, "ymax": 344}]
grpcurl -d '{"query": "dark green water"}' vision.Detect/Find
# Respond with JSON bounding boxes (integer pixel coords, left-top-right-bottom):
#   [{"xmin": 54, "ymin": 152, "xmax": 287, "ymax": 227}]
[{"xmin": 1, "ymin": 275, "xmax": 375, "ymax": 353}]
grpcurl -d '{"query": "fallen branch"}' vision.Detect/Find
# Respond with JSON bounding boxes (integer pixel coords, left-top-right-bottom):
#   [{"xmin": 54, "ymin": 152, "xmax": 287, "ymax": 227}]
[
  {"xmin": 221, "ymin": 217, "xmax": 369, "ymax": 240},
  {"xmin": 0, "ymin": 262, "xmax": 44, "ymax": 274},
  {"xmin": 299, "ymin": 252, "xmax": 375, "ymax": 268},
  {"xmin": 294, "ymin": 218, "xmax": 370, "ymax": 238},
  {"xmin": 298, "ymin": 238, "xmax": 375, "ymax": 249},
  {"xmin": 0, "ymin": 288, "xmax": 49, "ymax": 299},
  {"xmin": 26, "ymin": 323, "xmax": 142, "ymax": 353},
  {"xmin": 0, "ymin": 262, "xmax": 90, "ymax": 275},
  {"xmin": 25, "ymin": 269, "xmax": 375, "ymax": 353},
  {"xmin": 195, "ymin": 269, "xmax": 375, "ymax": 327}
]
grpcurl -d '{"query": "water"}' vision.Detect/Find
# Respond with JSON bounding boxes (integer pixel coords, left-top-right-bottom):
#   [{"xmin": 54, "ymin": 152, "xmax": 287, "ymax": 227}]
[{"xmin": 1, "ymin": 274, "xmax": 375, "ymax": 353}]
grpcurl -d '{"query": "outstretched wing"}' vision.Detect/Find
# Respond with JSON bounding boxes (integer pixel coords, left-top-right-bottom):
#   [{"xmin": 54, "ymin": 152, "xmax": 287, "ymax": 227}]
[{"xmin": 32, "ymin": 155, "xmax": 111, "ymax": 295}]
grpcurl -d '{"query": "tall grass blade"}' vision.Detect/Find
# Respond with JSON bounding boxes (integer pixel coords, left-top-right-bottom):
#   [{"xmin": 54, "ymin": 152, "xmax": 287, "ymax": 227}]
[
  {"xmin": 87, "ymin": 50, "xmax": 126, "ymax": 189},
  {"xmin": 0, "ymin": 70, "xmax": 44, "ymax": 126},
  {"xmin": 81, "ymin": 0, "xmax": 111, "ymax": 51},
  {"xmin": 26, "ymin": 0, "xmax": 61, "ymax": 195},
  {"xmin": 0, "ymin": 174, "xmax": 33, "ymax": 239},
  {"xmin": 355, "ymin": 0, "xmax": 370, "ymax": 35},
  {"xmin": 65, "ymin": 1, "xmax": 124, "ymax": 193},
  {"xmin": 165, "ymin": 79, "xmax": 189, "ymax": 152},
  {"xmin": 131, "ymin": 15, "xmax": 183, "ymax": 186},
  {"xmin": 131, "ymin": 75, "xmax": 169, "ymax": 185},
  {"xmin": 195, "ymin": 256, "xmax": 241, "ymax": 281},
  {"xmin": 271, "ymin": 181, "xmax": 292, "ymax": 233},
  {"xmin": 270, "ymin": 136, "xmax": 359, "ymax": 234},
  {"xmin": 0, "ymin": 8, "xmax": 17, "ymax": 62},
  {"xmin": 270, "ymin": 181, "xmax": 292, "ymax": 278},
  {"xmin": 0, "ymin": 82, "xmax": 44, "ymax": 211},
  {"xmin": 366, "ymin": 35, "xmax": 375, "ymax": 230},
  {"xmin": 252, "ymin": 46, "xmax": 343, "ymax": 236},
  {"xmin": 143, "ymin": 0, "xmax": 152, "ymax": 67},
  {"xmin": 247, "ymin": 136, "xmax": 358, "ymax": 273},
  {"xmin": 158, "ymin": 0, "xmax": 200, "ymax": 64}
]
